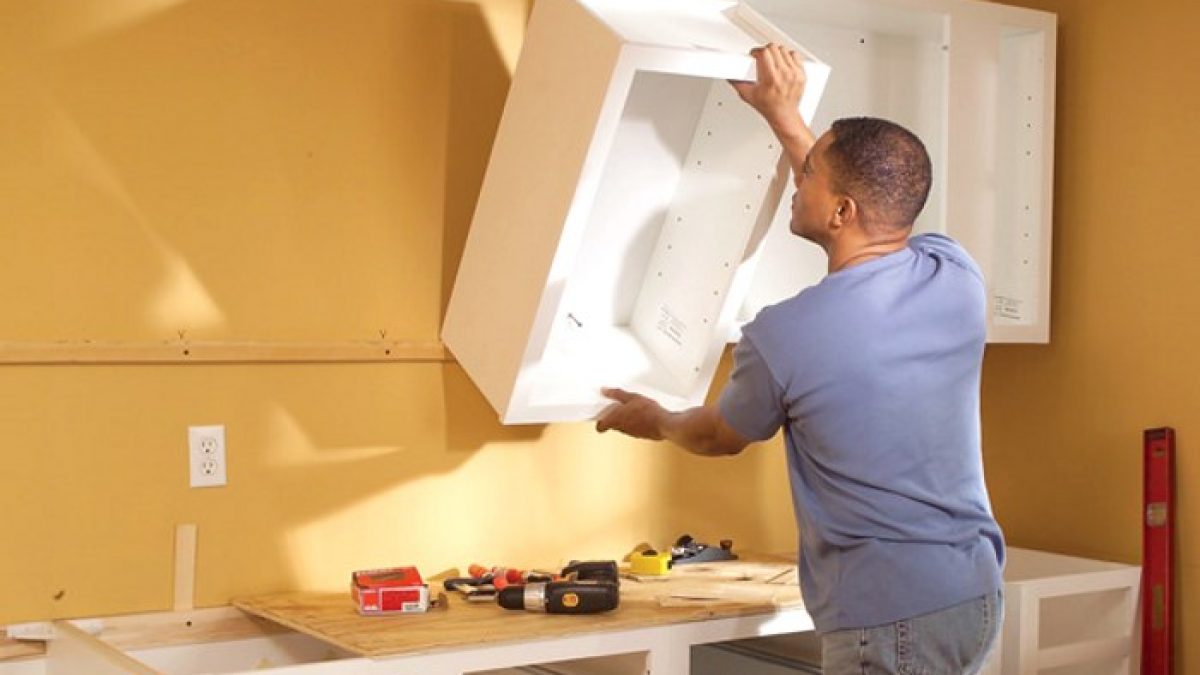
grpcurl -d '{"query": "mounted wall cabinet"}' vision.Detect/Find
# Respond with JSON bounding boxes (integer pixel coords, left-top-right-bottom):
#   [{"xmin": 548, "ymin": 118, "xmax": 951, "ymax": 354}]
[
  {"xmin": 735, "ymin": 0, "xmax": 1056, "ymax": 344},
  {"xmin": 442, "ymin": 0, "xmax": 1056, "ymax": 424}
]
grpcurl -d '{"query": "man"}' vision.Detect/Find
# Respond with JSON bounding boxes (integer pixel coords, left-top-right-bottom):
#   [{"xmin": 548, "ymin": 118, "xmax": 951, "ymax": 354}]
[{"xmin": 596, "ymin": 44, "xmax": 1005, "ymax": 674}]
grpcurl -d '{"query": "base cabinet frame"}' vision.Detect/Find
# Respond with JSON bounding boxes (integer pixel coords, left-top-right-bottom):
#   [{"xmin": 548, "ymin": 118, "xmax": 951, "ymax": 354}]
[{"xmin": 1, "ymin": 549, "xmax": 1139, "ymax": 675}]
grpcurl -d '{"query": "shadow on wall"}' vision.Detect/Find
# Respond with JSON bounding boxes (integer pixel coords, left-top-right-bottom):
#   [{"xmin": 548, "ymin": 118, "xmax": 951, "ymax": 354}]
[
  {"xmin": 440, "ymin": 0, "xmax": 531, "ymax": 317},
  {"xmin": 30, "ymin": 0, "xmax": 539, "ymax": 445},
  {"xmin": 14, "ymin": 0, "xmax": 529, "ymax": 344},
  {"xmin": 0, "ymin": 0, "xmax": 553, "ymax": 621},
  {"xmin": 436, "ymin": 0, "xmax": 546, "ymax": 448}
]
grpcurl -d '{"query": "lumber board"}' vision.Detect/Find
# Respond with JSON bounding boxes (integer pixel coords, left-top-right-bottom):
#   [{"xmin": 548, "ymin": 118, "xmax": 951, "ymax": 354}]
[
  {"xmin": 98, "ymin": 607, "xmax": 289, "ymax": 652},
  {"xmin": 47, "ymin": 621, "xmax": 160, "ymax": 675},
  {"xmin": 173, "ymin": 524, "xmax": 197, "ymax": 612},
  {"xmin": 0, "ymin": 340, "xmax": 450, "ymax": 365},
  {"xmin": 0, "ymin": 638, "xmax": 43, "ymax": 661}
]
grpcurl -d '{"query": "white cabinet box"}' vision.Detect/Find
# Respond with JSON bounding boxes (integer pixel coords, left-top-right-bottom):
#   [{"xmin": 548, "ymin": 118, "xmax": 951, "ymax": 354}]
[
  {"xmin": 689, "ymin": 549, "xmax": 1141, "ymax": 675},
  {"xmin": 441, "ymin": 0, "xmax": 830, "ymax": 424},
  {"xmin": 442, "ymin": 0, "xmax": 1055, "ymax": 424}
]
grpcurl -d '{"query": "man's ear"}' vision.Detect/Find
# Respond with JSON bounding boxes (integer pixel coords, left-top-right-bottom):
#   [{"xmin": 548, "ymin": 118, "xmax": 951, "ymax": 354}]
[{"xmin": 831, "ymin": 196, "xmax": 857, "ymax": 228}]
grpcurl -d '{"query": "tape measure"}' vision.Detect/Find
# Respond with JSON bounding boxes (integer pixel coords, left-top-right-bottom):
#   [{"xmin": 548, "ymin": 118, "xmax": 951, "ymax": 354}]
[{"xmin": 630, "ymin": 550, "xmax": 672, "ymax": 576}]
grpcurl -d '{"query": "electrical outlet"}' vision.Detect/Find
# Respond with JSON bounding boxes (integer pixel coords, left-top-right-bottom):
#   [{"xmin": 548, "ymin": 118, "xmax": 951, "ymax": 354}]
[{"xmin": 188, "ymin": 425, "xmax": 227, "ymax": 488}]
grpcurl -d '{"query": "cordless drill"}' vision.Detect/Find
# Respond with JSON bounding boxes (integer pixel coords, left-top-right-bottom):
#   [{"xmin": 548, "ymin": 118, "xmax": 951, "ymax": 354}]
[{"xmin": 497, "ymin": 560, "xmax": 619, "ymax": 614}]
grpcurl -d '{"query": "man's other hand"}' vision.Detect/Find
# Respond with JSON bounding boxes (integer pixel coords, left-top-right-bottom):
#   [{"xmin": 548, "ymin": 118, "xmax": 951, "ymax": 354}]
[{"xmin": 595, "ymin": 387, "xmax": 666, "ymax": 440}]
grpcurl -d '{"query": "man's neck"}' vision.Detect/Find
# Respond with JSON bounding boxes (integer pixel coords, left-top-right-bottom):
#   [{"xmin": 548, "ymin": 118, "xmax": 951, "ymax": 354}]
[{"xmin": 827, "ymin": 234, "xmax": 910, "ymax": 274}]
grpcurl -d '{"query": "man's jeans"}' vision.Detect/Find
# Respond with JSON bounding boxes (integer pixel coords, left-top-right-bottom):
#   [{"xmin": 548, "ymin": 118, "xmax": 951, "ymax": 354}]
[{"xmin": 820, "ymin": 590, "xmax": 1004, "ymax": 674}]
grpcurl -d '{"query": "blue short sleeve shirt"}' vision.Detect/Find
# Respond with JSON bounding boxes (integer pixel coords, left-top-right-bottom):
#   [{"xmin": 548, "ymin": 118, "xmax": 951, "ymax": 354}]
[{"xmin": 719, "ymin": 233, "xmax": 1005, "ymax": 632}]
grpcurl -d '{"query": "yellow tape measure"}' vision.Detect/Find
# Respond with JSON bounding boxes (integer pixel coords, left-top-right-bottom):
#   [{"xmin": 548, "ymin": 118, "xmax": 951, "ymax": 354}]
[{"xmin": 630, "ymin": 550, "xmax": 672, "ymax": 576}]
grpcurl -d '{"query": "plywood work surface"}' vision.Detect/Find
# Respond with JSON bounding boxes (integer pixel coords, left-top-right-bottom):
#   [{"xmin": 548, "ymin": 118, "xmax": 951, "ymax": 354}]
[{"xmin": 232, "ymin": 559, "xmax": 803, "ymax": 659}]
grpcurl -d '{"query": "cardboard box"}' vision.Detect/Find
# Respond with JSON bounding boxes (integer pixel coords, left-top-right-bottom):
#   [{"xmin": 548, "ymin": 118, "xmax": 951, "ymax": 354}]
[{"xmin": 351, "ymin": 566, "xmax": 430, "ymax": 615}]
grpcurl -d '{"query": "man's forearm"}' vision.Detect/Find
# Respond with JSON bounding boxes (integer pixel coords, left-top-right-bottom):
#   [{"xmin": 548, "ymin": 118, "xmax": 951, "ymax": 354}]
[
  {"xmin": 659, "ymin": 405, "xmax": 747, "ymax": 457},
  {"xmin": 596, "ymin": 390, "xmax": 750, "ymax": 456},
  {"xmin": 770, "ymin": 117, "xmax": 816, "ymax": 180},
  {"xmin": 730, "ymin": 43, "xmax": 813, "ymax": 179}
]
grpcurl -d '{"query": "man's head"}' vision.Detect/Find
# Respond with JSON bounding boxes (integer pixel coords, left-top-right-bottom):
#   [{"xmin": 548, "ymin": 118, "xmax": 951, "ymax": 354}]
[{"xmin": 790, "ymin": 117, "xmax": 932, "ymax": 245}]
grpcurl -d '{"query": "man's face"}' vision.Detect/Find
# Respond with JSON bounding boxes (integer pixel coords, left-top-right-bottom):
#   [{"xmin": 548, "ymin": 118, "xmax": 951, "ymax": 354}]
[{"xmin": 790, "ymin": 133, "xmax": 839, "ymax": 246}]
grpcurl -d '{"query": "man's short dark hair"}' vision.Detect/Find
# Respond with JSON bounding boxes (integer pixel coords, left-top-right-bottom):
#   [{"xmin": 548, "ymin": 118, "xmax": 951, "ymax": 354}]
[{"xmin": 825, "ymin": 117, "xmax": 932, "ymax": 230}]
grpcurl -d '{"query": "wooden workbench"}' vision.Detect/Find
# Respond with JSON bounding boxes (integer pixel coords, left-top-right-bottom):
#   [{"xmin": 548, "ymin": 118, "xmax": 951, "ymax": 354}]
[
  {"xmin": 232, "ymin": 559, "xmax": 800, "ymax": 658},
  {"xmin": 0, "ymin": 558, "xmax": 812, "ymax": 675},
  {"xmin": 221, "ymin": 559, "xmax": 810, "ymax": 673}
]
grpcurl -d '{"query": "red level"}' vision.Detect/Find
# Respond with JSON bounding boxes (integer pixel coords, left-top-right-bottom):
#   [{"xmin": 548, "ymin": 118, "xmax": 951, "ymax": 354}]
[{"xmin": 1142, "ymin": 427, "xmax": 1175, "ymax": 675}]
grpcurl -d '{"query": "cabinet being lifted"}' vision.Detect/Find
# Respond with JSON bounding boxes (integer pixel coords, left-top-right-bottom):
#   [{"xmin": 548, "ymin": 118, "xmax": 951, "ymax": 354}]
[{"xmin": 442, "ymin": 0, "xmax": 1056, "ymax": 424}]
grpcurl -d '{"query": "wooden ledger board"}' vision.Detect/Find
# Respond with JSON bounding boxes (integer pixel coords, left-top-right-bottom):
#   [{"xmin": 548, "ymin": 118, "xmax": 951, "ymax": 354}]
[{"xmin": 233, "ymin": 560, "xmax": 803, "ymax": 658}]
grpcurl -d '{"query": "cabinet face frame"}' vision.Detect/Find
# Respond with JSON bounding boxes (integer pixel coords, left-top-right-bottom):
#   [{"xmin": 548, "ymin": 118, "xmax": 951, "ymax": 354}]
[{"xmin": 443, "ymin": 0, "xmax": 1055, "ymax": 424}]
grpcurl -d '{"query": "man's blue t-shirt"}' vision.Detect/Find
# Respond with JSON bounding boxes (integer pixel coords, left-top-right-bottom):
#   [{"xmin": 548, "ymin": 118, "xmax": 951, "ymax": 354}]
[{"xmin": 719, "ymin": 233, "xmax": 1004, "ymax": 633}]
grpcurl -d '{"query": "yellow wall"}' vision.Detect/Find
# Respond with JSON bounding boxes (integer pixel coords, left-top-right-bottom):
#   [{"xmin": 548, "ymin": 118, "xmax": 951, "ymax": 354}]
[
  {"xmin": 0, "ymin": 0, "xmax": 795, "ymax": 627},
  {"xmin": 981, "ymin": 0, "xmax": 1199, "ymax": 671},
  {"xmin": 2, "ymin": 0, "xmax": 1195, "ymax": 670}
]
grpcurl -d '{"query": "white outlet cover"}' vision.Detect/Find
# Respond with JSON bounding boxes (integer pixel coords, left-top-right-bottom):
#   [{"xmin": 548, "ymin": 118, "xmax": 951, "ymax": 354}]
[{"xmin": 188, "ymin": 424, "xmax": 227, "ymax": 488}]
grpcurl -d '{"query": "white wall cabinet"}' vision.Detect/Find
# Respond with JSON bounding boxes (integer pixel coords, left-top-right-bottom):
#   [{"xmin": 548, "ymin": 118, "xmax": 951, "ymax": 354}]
[
  {"xmin": 441, "ymin": 0, "xmax": 830, "ymax": 424},
  {"xmin": 735, "ymin": 0, "xmax": 1057, "ymax": 345},
  {"xmin": 442, "ymin": 0, "xmax": 1056, "ymax": 425}
]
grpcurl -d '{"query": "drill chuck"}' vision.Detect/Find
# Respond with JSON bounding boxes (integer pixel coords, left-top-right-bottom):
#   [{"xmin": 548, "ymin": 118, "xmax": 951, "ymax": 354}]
[{"xmin": 497, "ymin": 580, "xmax": 619, "ymax": 614}]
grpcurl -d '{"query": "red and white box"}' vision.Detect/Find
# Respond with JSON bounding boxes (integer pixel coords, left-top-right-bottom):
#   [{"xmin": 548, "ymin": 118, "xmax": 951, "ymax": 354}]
[{"xmin": 351, "ymin": 566, "xmax": 430, "ymax": 615}]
